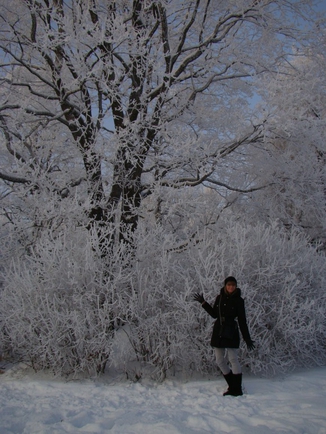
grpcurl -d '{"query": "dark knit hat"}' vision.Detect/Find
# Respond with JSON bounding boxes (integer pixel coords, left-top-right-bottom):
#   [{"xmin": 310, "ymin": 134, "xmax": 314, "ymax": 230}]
[{"xmin": 224, "ymin": 276, "xmax": 237, "ymax": 286}]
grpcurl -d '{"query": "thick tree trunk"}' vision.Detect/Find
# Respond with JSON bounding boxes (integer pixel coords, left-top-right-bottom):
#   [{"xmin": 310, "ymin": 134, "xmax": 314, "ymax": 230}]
[{"xmin": 108, "ymin": 144, "xmax": 145, "ymax": 244}]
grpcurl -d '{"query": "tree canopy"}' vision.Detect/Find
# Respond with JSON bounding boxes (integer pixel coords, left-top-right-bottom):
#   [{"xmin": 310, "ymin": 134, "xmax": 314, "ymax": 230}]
[{"xmin": 1, "ymin": 0, "xmax": 323, "ymax": 251}]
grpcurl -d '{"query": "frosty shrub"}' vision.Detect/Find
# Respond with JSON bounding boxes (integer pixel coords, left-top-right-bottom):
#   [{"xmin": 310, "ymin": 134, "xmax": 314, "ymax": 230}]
[
  {"xmin": 108, "ymin": 225, "xmax": 175, "ymax": 380},
  {"xmin": 1, "ymin": 219, "xmax": 326, "ymax": 379},
  {"xmin": 0, "ymin": 225, "xmax": 134, "ymax": 376}
]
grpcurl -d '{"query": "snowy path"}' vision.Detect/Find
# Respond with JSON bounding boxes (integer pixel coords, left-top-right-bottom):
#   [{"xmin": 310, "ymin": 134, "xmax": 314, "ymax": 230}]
[{"xmin": 1, "ymin": 366, "xmax": 326, "ymax": 433}]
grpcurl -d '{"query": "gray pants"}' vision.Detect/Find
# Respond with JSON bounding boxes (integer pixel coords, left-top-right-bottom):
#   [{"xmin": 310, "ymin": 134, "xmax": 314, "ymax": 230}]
[{"xmin": 214, "ymin": 347, "xmax": 242, "ymax": 375}]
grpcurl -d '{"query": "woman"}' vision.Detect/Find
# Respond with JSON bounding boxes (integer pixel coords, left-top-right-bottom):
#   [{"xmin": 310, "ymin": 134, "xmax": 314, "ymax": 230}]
[{"xmin": 194, "ymin": 276, "xmax": 254, "ymax": 396}]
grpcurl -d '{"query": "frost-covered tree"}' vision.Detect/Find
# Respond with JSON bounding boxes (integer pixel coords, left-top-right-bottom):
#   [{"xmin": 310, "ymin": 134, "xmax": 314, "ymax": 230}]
[
  {"xmin": 1, "ymin": 0, "xmax": 326, "ymax": 378},
  {"xmin": 0, "ymin": 0, "xmax": 322, "ymax": 252}
]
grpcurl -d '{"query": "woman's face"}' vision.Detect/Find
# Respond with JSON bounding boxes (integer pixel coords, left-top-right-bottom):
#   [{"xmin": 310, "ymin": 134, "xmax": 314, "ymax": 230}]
[{"xmin": 225, "ymin": 282, "xmax": 236, "ymax": 294}]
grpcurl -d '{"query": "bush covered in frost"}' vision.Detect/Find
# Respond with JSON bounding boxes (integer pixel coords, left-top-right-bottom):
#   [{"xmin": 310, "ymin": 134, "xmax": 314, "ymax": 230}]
[
  {"xmin": 1, "ymin": 220, "xmax": 326, "ymax": 379},
  {"xmin": 0, "ymin": 225, "xmax": 134, "ymax": 376}
]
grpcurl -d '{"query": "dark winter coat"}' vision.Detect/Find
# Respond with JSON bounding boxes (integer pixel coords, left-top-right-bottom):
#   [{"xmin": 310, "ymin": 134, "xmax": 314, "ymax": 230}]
[{"xmin": 202, "ymin": 287, "xmax": 252, "ymax": 348}]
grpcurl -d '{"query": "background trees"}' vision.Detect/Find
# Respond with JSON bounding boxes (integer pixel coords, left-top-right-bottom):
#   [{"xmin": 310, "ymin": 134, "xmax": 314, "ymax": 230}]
[
  {"xmin": 1, "ymin": 0, "xmax": 326, "ymax": 378},
  {"xmin": 236, "ymin": 42, "xmax": 326, "ymax": 246}
]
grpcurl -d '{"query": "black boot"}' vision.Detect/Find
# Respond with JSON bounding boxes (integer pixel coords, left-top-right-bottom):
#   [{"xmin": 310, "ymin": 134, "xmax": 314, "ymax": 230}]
[
  {"xmin": 223, "ymin": 372, "xmax": 243, "ymax": 396},
  {"xmin": 230, "ymin": 373, "xmax": 243, "ymax": 396},
  {"xmin": 222, "ymin": 371, "xmax": 233, "ymax": 396}
]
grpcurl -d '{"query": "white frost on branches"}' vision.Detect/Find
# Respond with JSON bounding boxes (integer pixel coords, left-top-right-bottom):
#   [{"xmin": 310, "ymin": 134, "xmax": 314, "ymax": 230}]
[{"xmin": 1, "ymin": 219, "xmax": 325, "ymax": 379}]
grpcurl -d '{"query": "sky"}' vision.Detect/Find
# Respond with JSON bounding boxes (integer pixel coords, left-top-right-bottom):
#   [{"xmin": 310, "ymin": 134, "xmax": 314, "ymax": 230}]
[{"xmin": 1, "ymin": 363, "xmax": 326, "ymax": 434}]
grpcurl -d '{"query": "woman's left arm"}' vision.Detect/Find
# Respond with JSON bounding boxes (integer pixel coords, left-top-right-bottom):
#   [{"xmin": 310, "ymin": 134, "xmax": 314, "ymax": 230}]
[{"xmin": 237, "ymin": 299, "xmax": 255, "ymax": 350}]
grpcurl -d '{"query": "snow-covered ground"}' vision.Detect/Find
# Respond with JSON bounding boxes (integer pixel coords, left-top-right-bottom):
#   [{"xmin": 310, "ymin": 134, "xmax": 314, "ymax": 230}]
[{"xmin": 0, "ymin": 364, "xmax": 326, "ymax": 434}]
